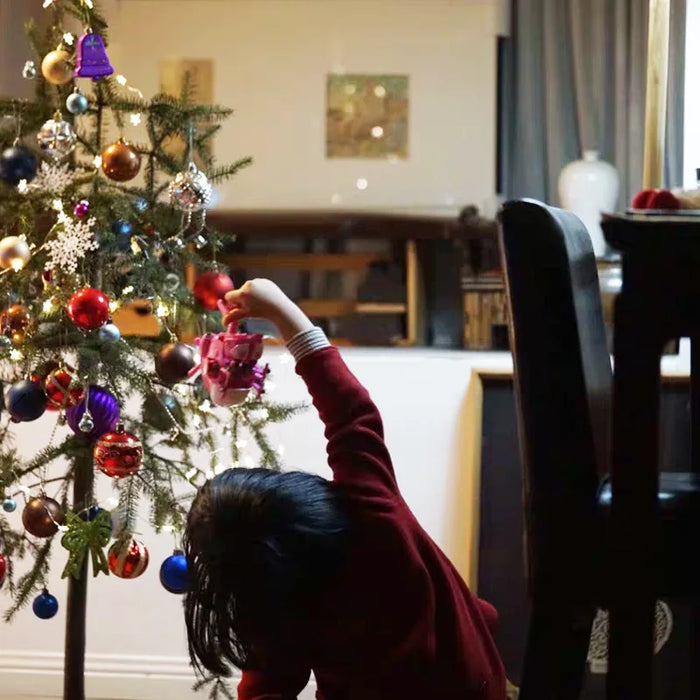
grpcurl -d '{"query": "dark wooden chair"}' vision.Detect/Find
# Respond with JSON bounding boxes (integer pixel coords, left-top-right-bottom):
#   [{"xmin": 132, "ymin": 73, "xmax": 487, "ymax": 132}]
[{"xmin": 498, "ymin": 199, "xmax": 700, "ymax": 698}]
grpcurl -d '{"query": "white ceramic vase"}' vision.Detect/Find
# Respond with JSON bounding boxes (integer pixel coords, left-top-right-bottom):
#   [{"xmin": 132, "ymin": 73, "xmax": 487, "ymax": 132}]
[{"xmin": 558, "ymin": 150, "xmax": 620, "ymax": 258}]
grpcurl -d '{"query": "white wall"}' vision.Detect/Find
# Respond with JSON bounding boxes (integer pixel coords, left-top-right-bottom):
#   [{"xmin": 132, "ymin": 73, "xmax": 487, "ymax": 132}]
[
  {"xmin": 0, "ymin": 347, "xmax": 512, "ymax": 699},
  {"xmin": 102, "ymin": 0, "xmax": 498, "ymax": 213},
  {"xmin": 684, "ymin": 0, "xmax": 700, "ymax": 188}
]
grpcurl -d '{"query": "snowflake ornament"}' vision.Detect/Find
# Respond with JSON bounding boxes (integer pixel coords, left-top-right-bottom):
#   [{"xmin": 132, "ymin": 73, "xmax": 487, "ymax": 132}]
[
  {"xmin": 45, "ymin": 216, "xmax": 99, "ymax": 274},
  {"xmin": 31, "ymin": 161, "xmax": 75, "ymax": 196}
]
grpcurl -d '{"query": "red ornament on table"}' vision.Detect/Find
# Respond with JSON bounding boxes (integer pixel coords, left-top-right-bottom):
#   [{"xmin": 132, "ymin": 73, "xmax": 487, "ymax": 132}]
[
  {"xmin": 94, "ymin": 423, "xmax": 143, "ymax": 478},
  {"xmin": 193, "ymin": 271, "xmax": 234, "ymax": 311},
  {"xmin": 67, "ymin": 287, "xmax": 110, "ymax": 330},
  {"xmin": 44, "ymin": 366, "xmax": 84, "ymax": 410},
  {"xmin": 631, "ymin": 188, "xmax": 680, "ymax": 210},
  {"xmin": 108, "ymin": 538, "xmax": 149, "ymax": 579}
]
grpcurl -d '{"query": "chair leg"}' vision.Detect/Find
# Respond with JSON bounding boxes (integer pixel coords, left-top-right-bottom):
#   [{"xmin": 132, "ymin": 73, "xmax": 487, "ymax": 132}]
[{"xmin": 519, "ymin": 599, "xmax": 594, "ymax": 700}]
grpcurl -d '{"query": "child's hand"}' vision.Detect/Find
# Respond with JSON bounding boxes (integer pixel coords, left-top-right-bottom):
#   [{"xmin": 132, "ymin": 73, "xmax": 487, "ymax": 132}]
[{"xmin": 223, "ymin": 279, "xmax": 313, "ymax": 341}]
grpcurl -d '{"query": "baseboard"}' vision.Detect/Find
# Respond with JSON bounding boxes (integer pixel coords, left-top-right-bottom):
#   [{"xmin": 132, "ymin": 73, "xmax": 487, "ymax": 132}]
[{"xmin": 0, "ymin": 650, "xmax": 318, "ymax": 699}]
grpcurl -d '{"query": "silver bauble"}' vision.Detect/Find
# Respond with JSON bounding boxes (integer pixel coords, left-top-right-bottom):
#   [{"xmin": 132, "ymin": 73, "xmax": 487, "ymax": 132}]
[
  {"xmin": 78, "ymin": 411, "xmax": 95, "ymax": 433},
  {"xmin": 98, "ymin": 323, "xmax": 121, "ymax": 343},
  {"xmin": 22, "ymin": 60, "xmax": 37, "ymax": 80},
  {"xmin": 37, "ymin": 116, "xmax": 76, "ymax": 161},
  {"xmin": 168, "ymin": 162, "xmax": 212, "ymax": 212},
  {"xmin": 0, "ymin": 236, "xmax": 31, "ymax": 270}
]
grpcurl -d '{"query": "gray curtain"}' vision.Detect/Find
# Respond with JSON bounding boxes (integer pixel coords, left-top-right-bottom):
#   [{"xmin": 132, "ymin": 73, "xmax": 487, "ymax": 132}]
[{"xmin": 501, "ymin": 0, "xmax": 686, "ymax": 207}]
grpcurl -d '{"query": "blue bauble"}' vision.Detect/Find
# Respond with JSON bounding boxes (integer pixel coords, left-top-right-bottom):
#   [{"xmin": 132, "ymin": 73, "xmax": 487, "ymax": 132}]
[
  {"xmin": 0, "ymin": 146, "xmax": 38, "ymax": 185},
  {"xmin": 8, "ymin": 379, "xmax": 48, "ymax": 422},
  {"xmin": 159, "ymin": 551, "xmax": 189, "ymax": 594},
  {"xmin": 32, "ymin": 591, "xmax": 58, "ymax": 619},
  {"xmin": 98, "ymin": 323, "xmax": 121, "ymax": 343},
  {"xmin": 2, "ymin": 497, "xmax": 17, "ymax": 513},
  {"xmin": 111, "ymin": 219, "xmax": 132, "ymax": 236},
  {"xmin": 66, "ymin": 91, "xmax": 89, "ymax": 115},
  {"xmin": 79, "ymin": 505, "xmax": 106, "ymax": 521}
]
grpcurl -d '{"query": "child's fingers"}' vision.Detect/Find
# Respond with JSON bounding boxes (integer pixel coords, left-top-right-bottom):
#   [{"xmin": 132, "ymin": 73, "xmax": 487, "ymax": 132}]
[{"xmin": 222, "ymin": 307, "xmax": 247, "ymax": 326}]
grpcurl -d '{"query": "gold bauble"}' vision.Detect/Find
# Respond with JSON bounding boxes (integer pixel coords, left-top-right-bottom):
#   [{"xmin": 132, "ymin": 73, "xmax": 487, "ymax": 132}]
[
  {"xmin": 0, "ymin": 236, "xmax": 31, "ymax": 270},
  {"xmin": 41, "ymin": 50, "xmax": 73, "ymax": 86}
]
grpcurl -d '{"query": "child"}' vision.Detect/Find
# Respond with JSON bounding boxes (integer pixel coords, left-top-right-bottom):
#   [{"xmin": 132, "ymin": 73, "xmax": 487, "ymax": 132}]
[{"xmin": 184, "ymin": 279, "xmax": 506, "ymax": 699}]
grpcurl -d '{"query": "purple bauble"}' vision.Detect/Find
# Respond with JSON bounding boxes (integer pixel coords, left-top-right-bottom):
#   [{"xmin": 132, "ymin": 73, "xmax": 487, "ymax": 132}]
[
  {"xmin": 66, "ymin": 385, "xmax": 119, "ymax": 440},
  {"xmin": 74, "ymin": 199, "xmax": 90, "ymax": 218}
]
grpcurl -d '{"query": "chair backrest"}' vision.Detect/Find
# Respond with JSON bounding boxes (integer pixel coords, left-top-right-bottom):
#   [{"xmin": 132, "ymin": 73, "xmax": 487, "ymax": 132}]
[{"xmin": 498, "ymin": 199, "xmax": 611, "ymax": 596}]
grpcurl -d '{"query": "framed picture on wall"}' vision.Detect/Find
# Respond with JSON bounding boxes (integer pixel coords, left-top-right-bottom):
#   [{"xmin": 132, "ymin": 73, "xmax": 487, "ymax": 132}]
[{"xmin": 326, "ymin": 73, "xmax": 409, "ymax": 159}]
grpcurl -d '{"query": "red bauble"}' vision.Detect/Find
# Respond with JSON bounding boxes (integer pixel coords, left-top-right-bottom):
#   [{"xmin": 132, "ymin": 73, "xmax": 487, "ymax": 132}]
[
  {"xmin": 31, "ymin": 360, "xmax": 60, "ymax": 385},
  {"xmin": 193, "ymin": 272, "xmax": 234, "ymax": 311},
  {"xmin": 108, "ymin": 538, "xmax": 149, "ymax": 579},
  {"xmin": 67, "ymin": 287, "xmax": 110, "ymax": 330},
  {"xmin": 94, "ymin": 423, "xmax": 143, "ymax": 478},
  {"xmin": 631, "ymin": 188, "xmax": 680, "ymax": 210},
  {"xmin": 22, "ymin": 496, "xmax": 64, "ymax": 538},
  {"xmin": 44, "ymin": 366, "xmax": 84, "ymax": 410}
]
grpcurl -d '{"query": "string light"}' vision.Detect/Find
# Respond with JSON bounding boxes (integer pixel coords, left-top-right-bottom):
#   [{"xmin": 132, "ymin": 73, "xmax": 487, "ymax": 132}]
[
  {"xmin": 62, "ymin": 33, "xmax": 75, "ymax": 46},
  {"xmin": 155, "ymin": 301, "xmax": 168, "ymax": 318},
  {"xmin": 116, "ymin": 75, "xmax": 127, "ymax": 86},
  {"xmin": 130, "ymin": 238, "xmax": 142, "ymax": 255},
  {"xmin": 162, "ymin": 524, "xmax": 175, "ymax": 533},
  {"xmin": 121, "ymin": 285, "xmax": 134, "ymax": 296},
  {"xmin": 83, "ymin": 0, "xmax": 94, "ymax": 8},
  {"xmin": 109, "ymin": 300, "xmax": 120, "ymax": 313},
  {"xmin": 51, "ymin": 199, "xmax": 63, "ymax": 212},
  {"xmin": 93, "ymin": 155, "xmax": 102, "ymax": 169},
  {"xmin": 43, "ymin": 0, "xmax": 55, "ymax": 7},
  {"xmin": 10, "ymin": 349, "xmax": 23, "ymax": 361},
  {"xmin": 10, "ymin": 258, "xmax": 25, "ymax": 272},
  {"xmin": 17, "ymin": 179, "xmax": 28, "ymax": 194},
  {"xmin": 130, "ymin": 113, "xmax": 142, "ymax": 126},
  {"xmin": 43, "ymin": 298, "xmax": 56, "ymax": 314}
]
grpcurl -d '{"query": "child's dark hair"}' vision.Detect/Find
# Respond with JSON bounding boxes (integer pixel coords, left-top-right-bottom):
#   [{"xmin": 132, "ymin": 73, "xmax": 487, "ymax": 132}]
[{"xmin": 183, "ymin": 468, "xmax": 347, "ymax": 676}]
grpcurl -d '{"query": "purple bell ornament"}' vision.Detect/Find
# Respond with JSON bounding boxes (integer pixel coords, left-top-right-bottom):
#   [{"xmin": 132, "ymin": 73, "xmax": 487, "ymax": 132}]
[{"xmin": 74, "ymin": 32, "xmax": 114, "ymax": 80}]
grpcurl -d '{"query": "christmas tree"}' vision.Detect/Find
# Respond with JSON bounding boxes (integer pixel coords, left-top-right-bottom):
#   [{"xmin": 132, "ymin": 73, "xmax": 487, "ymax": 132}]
[{"xmin": 0, "ymin": 2, "xmax": 302, "ymax": 698}]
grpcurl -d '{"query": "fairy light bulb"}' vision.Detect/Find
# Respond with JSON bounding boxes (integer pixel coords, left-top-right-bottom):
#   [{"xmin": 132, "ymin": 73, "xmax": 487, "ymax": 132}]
[
  {"xmin": 109, "ymin": 300, "xmax": 119, "ymax": 313},
  {"xmin": 10, "ymin": 258, "xmax": 25, "ymax": 272},
  {"xmin": 155, "ymin": 301, "xmax": 168, "ymax": 318},
  {"xmin": 10, "ymin": 348, "xmax": 23, "ymax": 361},
  {"xmin": 43, "ymin": 298, "xmax": 56, "ymax": 314},
  {"xmin": 17, "ymin": 179, "xmax": 28, "ymax": 194}
]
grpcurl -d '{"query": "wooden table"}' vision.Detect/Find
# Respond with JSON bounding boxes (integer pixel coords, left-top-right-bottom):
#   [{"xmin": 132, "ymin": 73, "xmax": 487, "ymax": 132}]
[{"xmin": 602, "ymin": 213, "xmax": 700, "ymax": 698}]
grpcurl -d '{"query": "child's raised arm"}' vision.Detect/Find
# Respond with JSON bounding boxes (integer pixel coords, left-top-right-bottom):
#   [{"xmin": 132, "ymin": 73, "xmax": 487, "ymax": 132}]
[{"xmin": 224, "ymin": 281, "xmax": 399, "ymax": 502}]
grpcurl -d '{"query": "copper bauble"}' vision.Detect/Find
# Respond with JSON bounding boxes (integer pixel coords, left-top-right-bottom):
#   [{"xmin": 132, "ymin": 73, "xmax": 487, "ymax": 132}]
[
  {"xmin": 94, "ymin": 423, "xmax": 143, "ymax": 478},
  {"xmin": 41, "ymin": 50, "xmax": 73, "ymax": 86},
  {"xmin": 155, "ymin": 342, "xmax": 196, "ymax": 384},
  {"xmin": 22, "ymin": 496, "xmax": 64, "ymax": 538},
  {"xmin": 101, "ymin": 139, "xmax": 141, "ymax": 182},
  {"xmin": 108, "ymin": 538, "xmax": 149, "ymax": 579},
  {"xmin": 44, "ymin": 366, "xmax": 84, "ymax": 410},
  {"xmin": 0, "ymin": 304, "xmax": 32, "ymax": 336}
]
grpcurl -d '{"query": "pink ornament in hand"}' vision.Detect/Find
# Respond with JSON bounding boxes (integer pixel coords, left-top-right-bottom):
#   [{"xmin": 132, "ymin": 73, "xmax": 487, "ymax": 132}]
[{"xmin": 189, "ymin": 301, "xmax": 270, "ymax": 407}]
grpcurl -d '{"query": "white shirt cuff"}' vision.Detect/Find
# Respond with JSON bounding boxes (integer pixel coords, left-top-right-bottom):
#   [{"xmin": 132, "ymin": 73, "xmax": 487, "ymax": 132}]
[{"xmin": 286, "ymin": 327, "xmax": 331, "ymax": 363}]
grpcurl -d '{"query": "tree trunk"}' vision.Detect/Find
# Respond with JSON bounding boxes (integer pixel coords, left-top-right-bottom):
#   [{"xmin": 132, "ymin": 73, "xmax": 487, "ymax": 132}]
[{"xmin": 63, "ymin": 448, "xmax": 94, "ymax": 700}]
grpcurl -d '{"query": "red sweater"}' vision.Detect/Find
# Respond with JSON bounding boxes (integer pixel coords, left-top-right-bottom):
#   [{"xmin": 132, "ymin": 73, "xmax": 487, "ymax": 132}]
[{"xmin": 238, "ymin": 347, "xmax": 506, "ymax": 699}]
